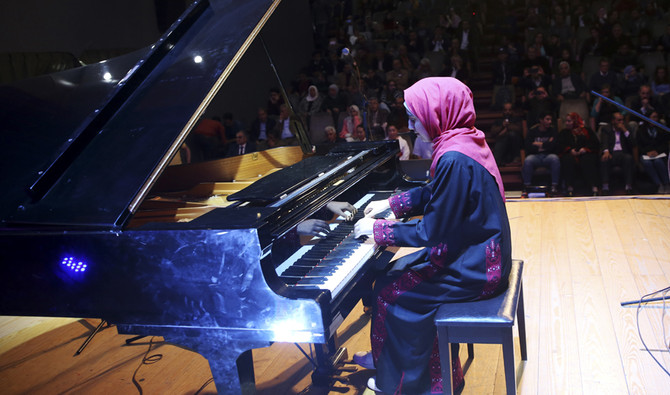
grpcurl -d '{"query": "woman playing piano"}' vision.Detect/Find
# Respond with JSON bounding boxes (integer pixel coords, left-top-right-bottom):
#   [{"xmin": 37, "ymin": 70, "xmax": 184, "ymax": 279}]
[{"xmin": 354, "ymin": 77, "xmax": 512, "ymax": 394}]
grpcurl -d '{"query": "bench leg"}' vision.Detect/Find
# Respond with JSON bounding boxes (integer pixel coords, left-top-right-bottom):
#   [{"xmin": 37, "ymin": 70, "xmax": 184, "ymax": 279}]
[
  {"xmin": 436, "ymin": 327, "xmax": 454, "ymax": 395},
  {"xmin": 517, "ymin": 282, "xmax": 528, "ymax": 361},
  {"xmin": 502, "ymin": 329, "xmax": 517, "ymax": 395}
]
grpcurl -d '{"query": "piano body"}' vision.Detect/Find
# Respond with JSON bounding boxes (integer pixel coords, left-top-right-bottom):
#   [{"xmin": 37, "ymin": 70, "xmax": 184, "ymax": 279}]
[{"xmin": 0, "ymin": 0, "xmax": 416, "ymax": 393}]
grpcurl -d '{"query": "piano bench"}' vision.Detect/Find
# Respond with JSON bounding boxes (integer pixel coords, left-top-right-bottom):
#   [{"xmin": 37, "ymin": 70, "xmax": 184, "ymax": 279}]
[{"xmin": 434, "ymin": 259, "xmax": 527, "ymax": 395}]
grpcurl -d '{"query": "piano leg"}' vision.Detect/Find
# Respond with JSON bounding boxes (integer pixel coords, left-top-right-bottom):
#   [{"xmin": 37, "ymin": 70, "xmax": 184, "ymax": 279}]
[{"xmin": 117, "ymin": 325, "xmax": 269, "ymax": 394}]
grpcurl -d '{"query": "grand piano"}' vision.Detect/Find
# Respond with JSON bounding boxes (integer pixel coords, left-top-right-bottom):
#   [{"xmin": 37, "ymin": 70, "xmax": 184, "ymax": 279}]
[{"xmin": 0, "ymin": 1, "xmax": 418, "ymax": 393}]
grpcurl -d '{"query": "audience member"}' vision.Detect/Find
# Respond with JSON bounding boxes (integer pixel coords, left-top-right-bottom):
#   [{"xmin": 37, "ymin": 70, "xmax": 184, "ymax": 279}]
[
  {"xmin": 266, "ymin": 87, "xmax": 284, "ymax": 117},
  {"xmin": 386, "ymin": 58, "xmax": 410, "ymax": 90},
  {"xmin": 518, "ymin": 45, "xmax": 551, "ymax": 76},
  {"xmin": 627, "ymin": 84, "xmax": 662, "ymax": 128},
  {"xmin": 491, "ymin": 102, "xmax": 523, "ymax": 167},
  {"xmin": 321, "ymin": 84, "xmax": 349, "ymax": 126},
  {"xmin": 222, "ymin": 112, "xmax": 243, "ymax": 141},
  {"xmin": 522, "ymin": 112, "xmax": 560, "ymax": 194},
  {"xmin": 600, "ymin": 112, "xmax": 636, "ymax": 195},
  {"xmin": 412, "ymin": 57, "xmax": 434, "ymax": 83},
  {"xmin": 619, "ymin": 65, "xmax": 647, "ymax": 102},
  {"xmin": 651, "ymin": 65, "xmax": 670, "ymax": 97},
  {"xmin": 610, "ymin": 42, "xmax": 637, "ymax": 73},
  {"xmin": 523, "ymin": 86, "xmax": 557, "ymax": 127},
  {"xmin": 385, "ymin": 124, "xmax": 410, "ymax": 160},
  {"xmin": 366, "ymin": 96, "xmax": 389, "ymax": 133},
  {"xmin": 588, "ymin": 58, "xmax": 619, "ymax": 100},
  {"xmin": 324, "ymin": 125, "xmax": 344, "ymax": 144},
  {"xmin": 387, "ymin": 94, "xmax": 408, "ymax": 129},
  {"xmin": 352, "ymin": 124, "xmax": 367, "ymax": 142},
  {"xmin": 519, "ymin": 65, "xmax": 552, "ymax": 97},
  {"xmin": 274, "ymin": 104, "xmax": 299, "ymax": 146},
  {"xmin": 590, "ymin": 84, "xmax": 625, "ymax": 131},
  {"xmin": 636, "ymin": 110, "xmax": 670, "ymax": 193},
  {"xmin": 380, "ymin": 79, "xmax": 400, "ymax": 107},
  {"xmin": 188, "ymin": 116, "xmax": 227, "ymax": 162},
  {"xmin": 249, "ymin": 108, "xmax": 276, "ymax": 145},
  {"xmin": 457, "ymin": 19, "xmax": 480, "ymax": 70},
  {"xmin": 552, "ymin": 61, "xmax": 586, "ymax": 103},
  {"xmin": 558, "ymin": 112, "xmax": 600, "ymax": 196},
  {"xmin": 226, "ymin": 130, "xmax": 256, "ymax": 157},
  {"xmin": 340, "ymin": 104, "xmax": 362, "ymax": 140},
  {"xmin": 440, "ymin": 54, "xmax": 469, "ymax": 84},
  {"xmin": 578, "ymin": 26, "xmax": 605, "ymax": 62},
  {"xmin": 298, "ymin": 85, "xmax": 324, "ymax": 123}
]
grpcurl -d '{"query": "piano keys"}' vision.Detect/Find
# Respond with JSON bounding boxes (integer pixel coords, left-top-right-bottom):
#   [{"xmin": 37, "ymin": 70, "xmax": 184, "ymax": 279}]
[{"xmin": 277, "ymin": 192, "xmax": 395, "ymax": 300}]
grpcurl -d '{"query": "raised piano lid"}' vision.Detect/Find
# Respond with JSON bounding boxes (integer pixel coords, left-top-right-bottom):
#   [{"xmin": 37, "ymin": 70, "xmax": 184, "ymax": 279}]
[{"xmin": 0, "ymin": 0, "xmax": 279, "ymax": 229}]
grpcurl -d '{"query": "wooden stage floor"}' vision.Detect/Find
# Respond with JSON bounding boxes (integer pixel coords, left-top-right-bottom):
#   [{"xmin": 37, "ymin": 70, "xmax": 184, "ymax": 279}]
[{"xmin": 1, "ymin": 195, "xmax": 669, "ymax": 394}]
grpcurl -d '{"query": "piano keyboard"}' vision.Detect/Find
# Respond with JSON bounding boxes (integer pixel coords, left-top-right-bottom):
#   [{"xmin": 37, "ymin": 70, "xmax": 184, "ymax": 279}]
[{"xmin": 275, "ymin": 193, "xmax": 393, "ymax": 299}]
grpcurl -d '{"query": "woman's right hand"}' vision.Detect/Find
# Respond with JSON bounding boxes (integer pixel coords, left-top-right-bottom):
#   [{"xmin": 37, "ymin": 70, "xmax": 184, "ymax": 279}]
[{"xmin": 364, "ymin": 199, "xmax": 391, "ymax": 218}]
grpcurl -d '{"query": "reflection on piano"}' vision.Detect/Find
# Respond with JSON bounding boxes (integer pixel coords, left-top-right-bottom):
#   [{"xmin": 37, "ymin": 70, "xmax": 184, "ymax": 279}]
[{"xmin": 0, "ymin": 1, "xmax": 421, "ymax": 393}]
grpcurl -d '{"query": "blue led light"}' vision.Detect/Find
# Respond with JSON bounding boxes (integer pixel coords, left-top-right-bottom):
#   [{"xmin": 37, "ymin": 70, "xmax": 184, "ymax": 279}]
[{"xmin": 61, "ymin": 256, "xmax": 88, "ymax": 273}]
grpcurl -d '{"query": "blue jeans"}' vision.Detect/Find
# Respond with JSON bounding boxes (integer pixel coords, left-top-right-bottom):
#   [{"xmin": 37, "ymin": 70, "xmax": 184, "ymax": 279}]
[
  {"xmin": 640, "ymin": 156, "xmax": 670, "ymax": 186},
  {"xmin": 522, "ymin": 153, "xmax": 560, "ymax": 185}
]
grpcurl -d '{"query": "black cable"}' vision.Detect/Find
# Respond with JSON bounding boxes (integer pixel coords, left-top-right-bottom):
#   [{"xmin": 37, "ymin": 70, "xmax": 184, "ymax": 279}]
[
  {"xmin": 635, "ymin": 285, "xmax": 670, "ymax": 377},
  {"xmin": 131, "ymin": 336, "xmax": 164, "ymax": 394}
]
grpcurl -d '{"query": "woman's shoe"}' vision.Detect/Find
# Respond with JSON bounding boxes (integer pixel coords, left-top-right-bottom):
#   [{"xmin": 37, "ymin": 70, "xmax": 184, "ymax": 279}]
[{"xmin": 367, "ymin": 376, "xmax": 383, "ymax": 393}]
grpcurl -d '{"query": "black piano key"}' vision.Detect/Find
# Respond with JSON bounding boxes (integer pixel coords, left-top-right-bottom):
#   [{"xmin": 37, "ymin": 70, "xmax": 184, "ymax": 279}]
[
  {"xmin": 297, "ymin": 277, "xmax": 327, "ymax": 285},
  {"xmin": 279, "ymin": 276, "xmax": 301, "ymax": 285}
]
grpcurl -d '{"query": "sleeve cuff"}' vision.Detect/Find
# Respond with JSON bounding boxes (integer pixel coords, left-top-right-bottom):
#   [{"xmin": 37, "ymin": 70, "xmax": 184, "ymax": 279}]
[
  {"xmin": 373, "ymin": 219, "xmax": 397, "ymax": 246},
  {"xmin": 388, "ymin": 191, "xmax": 413, "ymax": 218}
]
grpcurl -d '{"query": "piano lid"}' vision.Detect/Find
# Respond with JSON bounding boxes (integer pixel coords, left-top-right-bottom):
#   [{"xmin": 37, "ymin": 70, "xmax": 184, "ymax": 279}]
[{"xmin": 0, "ymin": 0, "xmax": 279, "ymax": 229}]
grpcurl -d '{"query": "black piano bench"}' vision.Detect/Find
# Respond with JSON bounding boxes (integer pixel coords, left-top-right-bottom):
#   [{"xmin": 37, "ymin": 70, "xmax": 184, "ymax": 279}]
[{"xmin": 434, "ymin": 259, "xmax": 527, "ymax": 395}]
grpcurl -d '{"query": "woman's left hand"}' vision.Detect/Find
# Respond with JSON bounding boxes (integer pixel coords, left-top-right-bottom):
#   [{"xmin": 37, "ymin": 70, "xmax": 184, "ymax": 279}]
[{"xmin": 326, "ymin": 201, "xmax": 357, "ymax": 221}]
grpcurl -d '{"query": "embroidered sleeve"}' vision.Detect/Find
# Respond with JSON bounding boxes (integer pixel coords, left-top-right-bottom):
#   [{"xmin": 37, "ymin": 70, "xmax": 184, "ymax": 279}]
[
  {"xmin": 388, "ymin": 191, "xmax": 413, "ymax": 218},
  {"xmin": 373, "ymin": 219, "xmax": 397, "ymax": 246}
]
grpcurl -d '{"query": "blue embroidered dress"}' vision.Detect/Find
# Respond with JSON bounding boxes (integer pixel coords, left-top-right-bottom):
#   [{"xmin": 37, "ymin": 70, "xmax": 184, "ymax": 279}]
[{"xmin": 369, "ymin": 150, "xmax": 512, "ymax": 394}]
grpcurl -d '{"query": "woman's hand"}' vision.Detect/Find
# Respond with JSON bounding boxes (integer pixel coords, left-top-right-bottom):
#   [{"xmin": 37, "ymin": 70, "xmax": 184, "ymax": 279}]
[
  {"xmin": 364, "ymin": 199, "xmax": 391, "ymax": 218},
  {"xmin": 354, "ymin": 218, "xmax": 375, "ymax": 238},
  {"xmin": 297, "ymin": 219, "xmax": 330, "ymax": 237},
  {"xmin": 326, "ymin": 201, "xmax": 357, "ymax": 221}
]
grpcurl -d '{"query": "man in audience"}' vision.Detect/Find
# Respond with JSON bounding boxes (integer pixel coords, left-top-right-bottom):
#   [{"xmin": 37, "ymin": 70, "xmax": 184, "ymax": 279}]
[
  {"xmin": 600, "ymin": 112, "xmax": 636, "ymax": 195},
  {"xmin": 491, "ymin": 102, "xmax": 523, "ymax": 166},
  {"xmin": 249, "ymin": 108, "xmax": 276, "ymax": 147},
  {"xmin": 522, "ymin": 112, "xmax": 561, "ymax": 195},
  {"xmin": 226, "ymin": 130, "xmax": 256, "ymax": 157}
]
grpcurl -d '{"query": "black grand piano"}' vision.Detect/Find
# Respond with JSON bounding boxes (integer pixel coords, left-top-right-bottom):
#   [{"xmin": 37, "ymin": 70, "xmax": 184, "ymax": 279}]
[{"xmin": 0, "ymin": 1, "xmax": 419, "ymax": 393}]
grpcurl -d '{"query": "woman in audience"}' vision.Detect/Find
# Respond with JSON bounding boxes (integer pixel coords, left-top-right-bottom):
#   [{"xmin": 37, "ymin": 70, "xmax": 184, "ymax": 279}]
[
  {"xmin": 558, "ymin": 112, "xmax": 600, "ymax": 196},
  {"xmin": 339, "ymin": 104, "xmax": 362, "ymax": 140},
  {"xmin": 385, "ymin": 124, "xmax": 410, "ymax": 160},
  {"xmin": 353, "ymin": 77, "xmax": 511, "ymax": 394}
]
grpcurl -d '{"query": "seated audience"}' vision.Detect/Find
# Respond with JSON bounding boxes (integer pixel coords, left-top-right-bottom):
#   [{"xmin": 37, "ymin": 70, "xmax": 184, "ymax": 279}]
[
  {"xmin": 558, "ymin": 113, "xmax": 600, "ymax": 196},
  {"xmin": 226, "ymin": 130, "xmax": 256, "ymax": 157},
  {"xmin": 385, "ymin": 124, "xmax": 410, "ymax": 160},
  {"xmin": 600, "ymin": 112, "xmax": 636, "ymax": 195},
  {"xmin": 636, "ymin": 111, "xmax": 670, "ymax": 193},
  {"xmin": 522, "ymin": 112, "xmax": 560, "ymax": 194},
  {"xmin": 340, "ymin": 104, "xmax": 362, "ymax": 140},
  {"xmin": 490, "ymin": 102, "xmax": 523, "ymax": 166},
  {"xmin": 249, "ymin": 108, "xmax": 276, "ymax": 145},
  {"xmin": 273, "ymin": 104, "xmax": 299, "ymax": 146}
]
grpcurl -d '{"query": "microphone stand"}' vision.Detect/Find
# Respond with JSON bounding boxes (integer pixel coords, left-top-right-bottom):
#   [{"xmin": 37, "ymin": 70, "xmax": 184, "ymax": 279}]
[{"xmin": 591, "ymin": 91, "xmax": 670, "ymax": 308}]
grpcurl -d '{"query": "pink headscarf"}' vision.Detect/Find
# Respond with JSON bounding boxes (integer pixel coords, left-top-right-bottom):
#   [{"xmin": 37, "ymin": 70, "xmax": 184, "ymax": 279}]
[{"xmin": 404, "ymin": 77, "xmax": 505, "ymax": 200}]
